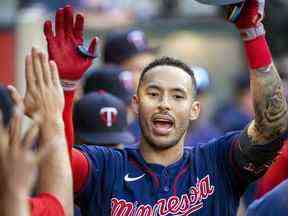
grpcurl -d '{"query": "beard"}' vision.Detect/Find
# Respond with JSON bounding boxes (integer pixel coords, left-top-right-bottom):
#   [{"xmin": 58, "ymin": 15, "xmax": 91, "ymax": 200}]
[{"xmin": 138, "ymin": 114, "xmax": 187, "ymax": 151}]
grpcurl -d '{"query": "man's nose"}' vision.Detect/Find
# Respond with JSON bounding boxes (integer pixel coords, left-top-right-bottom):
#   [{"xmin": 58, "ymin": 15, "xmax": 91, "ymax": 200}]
[{"xmin": 158, "ymin": 96, "xmax": 171, "ymax": 111}]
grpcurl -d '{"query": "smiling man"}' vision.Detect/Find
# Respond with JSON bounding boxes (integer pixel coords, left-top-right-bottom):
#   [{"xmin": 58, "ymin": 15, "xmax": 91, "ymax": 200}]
[{"xmin": 38, "ymin": 0, "xmax": 288, "ymax": 215}]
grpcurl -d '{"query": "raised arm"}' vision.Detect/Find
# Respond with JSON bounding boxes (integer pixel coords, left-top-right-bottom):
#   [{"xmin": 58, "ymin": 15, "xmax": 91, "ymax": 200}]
[
  {"xmin": 43, "ymin": 5, "xmax": 98, "ymax": 192},
  {"xmin": 228, "ymin": 0, "xmax": 288, "ymax": 180},
  {"xmin": 43, "ymin": 5, "xmax": 97, "ymax": 153},
  {"xmin": 0, "ymin": 98, "xmax": 38, "ymax": 216},
  {"xmin": 235, "ymin": 0, "xmax": 288, "ymax": 144},
  {"xmin": 23, "ymin": 48, "xmax": 73, "ymax": 215}
]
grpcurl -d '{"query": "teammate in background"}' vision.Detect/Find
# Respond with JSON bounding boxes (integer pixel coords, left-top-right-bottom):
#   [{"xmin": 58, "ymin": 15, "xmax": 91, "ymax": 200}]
[
  {"xmin": 103, "ymin": 29, "xmax": 156, "ymax": 91},
  {"xmin": 73, "ymin": 92, "xmax": 135, "ymax": 149},
  {"xmin": 246, "ymin": 179, "xmax": 288, "ymax": 216},
  {"xmin": 42, "ymin": 1, "xmax": 288, "ymax": 215},
  {"xmin": 0, "ymin": 49, "xmax": 73, "ymax": 216},
  {"xmin": 82, "ymin": 66, "xmax": 135, "ymax": 125},
  {"xmin": 83, "ymin": 66, "xmax": 134, "ymax": 107}
]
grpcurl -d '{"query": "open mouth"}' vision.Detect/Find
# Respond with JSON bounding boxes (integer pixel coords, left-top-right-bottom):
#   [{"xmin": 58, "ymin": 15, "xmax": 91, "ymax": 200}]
[{"xmin": 151, "ymin": 115, "xmax": 174, "ymax": 136}]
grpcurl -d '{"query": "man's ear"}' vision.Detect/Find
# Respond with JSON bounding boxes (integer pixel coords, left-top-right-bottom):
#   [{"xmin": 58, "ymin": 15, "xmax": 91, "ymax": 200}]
[
  {"xmin": 132, "ymin": 95, "xmax": 139, "ymax": 116},
  {"xmin": 190, "ymin": 101, "xmax": 200, "ymax": 121}
]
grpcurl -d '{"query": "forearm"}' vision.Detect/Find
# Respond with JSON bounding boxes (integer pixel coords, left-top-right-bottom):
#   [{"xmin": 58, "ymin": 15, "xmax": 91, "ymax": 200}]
[
  {"xmin": 37, "ymin": 121, "xmax": 73, "ymax": 216},
  {"xmin": 231, "ymin": 36, "xmax": 288, "ymax": 184},
  {"xmin": 246, "ymin": 36, "xmax": 288, "ymax": 144},
  {"xmin": 0, "ymin": 192, "xmax": 29, "ymax": 216},
  {"xmin": 63, "ymin": 90, "xmax": 75, "ymax": 157}
]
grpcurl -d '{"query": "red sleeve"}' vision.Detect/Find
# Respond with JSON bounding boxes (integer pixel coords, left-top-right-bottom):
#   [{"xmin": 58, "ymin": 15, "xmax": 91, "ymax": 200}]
[
  {"xmin": 257, "ymin": 141, "xmax": 288, "ymax": 198},
  {"xmin": 72, "ymin": 148, "xmax": 89, "ymax": 192},
  {"xmin": 63, "ymin": 90, "xmax": 89, "ymax": 193},
  {"xmin": 29, "ymin": 193, "xmax": 65, "ymax": 216},
  {"xmin": 63, "ymin": 90, "xmax": 75, "ymax": 158}
]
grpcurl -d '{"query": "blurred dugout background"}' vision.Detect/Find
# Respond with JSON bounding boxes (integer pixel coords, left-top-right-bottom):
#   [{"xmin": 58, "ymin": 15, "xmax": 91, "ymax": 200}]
[
  {"xmin": 1, "ymin": 0, "xmax": 288, "ymax": 118},
  {"xmin": 1, "ymin": 0, "xmax": 288, "ymax": 215}
]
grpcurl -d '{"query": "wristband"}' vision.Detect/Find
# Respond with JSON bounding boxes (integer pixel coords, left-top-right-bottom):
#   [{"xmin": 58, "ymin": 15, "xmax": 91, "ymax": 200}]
[
  {"xmin": 61, "ymin": 79, "xmax": 79, "ymax": 91},
  {"xmin": 243, "ymin": 35, "xmax": 272, "ymax": 70},
  {"xmin": 239, "ymin": 23, "xmax": 266, "ymax": 41}
]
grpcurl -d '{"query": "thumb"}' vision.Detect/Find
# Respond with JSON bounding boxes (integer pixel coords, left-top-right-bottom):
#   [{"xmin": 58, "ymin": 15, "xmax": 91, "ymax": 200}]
[{"xmin": 88, "ymin": 37, "xmax": 99, "ymax": 56}]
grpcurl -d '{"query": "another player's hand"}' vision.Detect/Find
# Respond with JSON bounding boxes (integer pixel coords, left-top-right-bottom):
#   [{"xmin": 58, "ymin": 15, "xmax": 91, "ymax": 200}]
[
  {"xmin": 0, "ymin": 111, "xmax": 47, "ymax": 196},
  {"xmin": 227, "ymin": 0, "xmax": 266, "ymax": 41},
  {"xmin": 23, "ymin": 48, "xmax": 64, "ymax": 129},
  {"xmin": 44, "ymin": 5, "xmax": 98, "ymax": 89}
]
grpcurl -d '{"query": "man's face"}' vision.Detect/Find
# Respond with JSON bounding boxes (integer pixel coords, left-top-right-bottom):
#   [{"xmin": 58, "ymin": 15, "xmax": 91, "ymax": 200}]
[
  {"xmin": 121, "ymin": 53, "xmax": 155, "ymax": 91},
  {"xmin": 134, "ymin": 65, "xmax": 200, "ymax": 150}
]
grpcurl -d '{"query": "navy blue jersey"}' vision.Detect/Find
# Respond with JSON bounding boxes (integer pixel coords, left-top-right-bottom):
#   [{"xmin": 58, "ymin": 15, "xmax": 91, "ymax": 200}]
[{"xmin": 75, "ymin": 131, "xmax": 259, "ymax": 215}]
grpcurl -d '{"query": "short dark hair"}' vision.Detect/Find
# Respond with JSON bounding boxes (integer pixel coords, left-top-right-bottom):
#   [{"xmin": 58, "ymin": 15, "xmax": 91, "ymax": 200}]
[{"xmin": 138, "ymin": 57, "xmax": 197, "ymax": 98}]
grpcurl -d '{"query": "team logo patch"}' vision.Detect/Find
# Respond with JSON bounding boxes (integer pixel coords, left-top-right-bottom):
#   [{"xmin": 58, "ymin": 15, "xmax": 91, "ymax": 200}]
[
  {"xmin": 111, "ymin": 175, "xmax": 215, "ymax": 215},
  {"xmin": 100, "ymin": 107, "xmax": 118, "ymax": 127}
]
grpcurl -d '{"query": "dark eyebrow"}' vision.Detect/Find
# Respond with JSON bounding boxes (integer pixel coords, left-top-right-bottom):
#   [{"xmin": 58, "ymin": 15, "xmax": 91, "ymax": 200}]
[
  {"xmin": 171, "ymin": 87, "xmax": 187, "ymax": 94},
  {"xmin": 146, "ymin": 84, "xmax": 161, "ymax": 91}
]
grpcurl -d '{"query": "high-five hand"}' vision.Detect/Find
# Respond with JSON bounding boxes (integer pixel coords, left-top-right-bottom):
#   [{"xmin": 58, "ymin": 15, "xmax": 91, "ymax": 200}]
[
  {"xmin": 24, "ymin": 47, "xmax": 64, "ymax": 127},
  {"xmin": 44, "ymin": 5, "xmax": 98, "ymax": 90}
]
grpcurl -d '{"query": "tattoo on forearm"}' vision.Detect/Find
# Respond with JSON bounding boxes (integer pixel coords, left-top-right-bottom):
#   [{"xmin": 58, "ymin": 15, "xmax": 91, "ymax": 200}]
[
  {"xmin": 252, "ymin": 64, "xmax": 288, "ymax": 143},
  {"xmin": 264, "ymin": 85, "xmax": 287, "ymax": 123}
]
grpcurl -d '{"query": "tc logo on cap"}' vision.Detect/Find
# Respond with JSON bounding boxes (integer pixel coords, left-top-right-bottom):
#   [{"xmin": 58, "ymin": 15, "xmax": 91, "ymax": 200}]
[
  {"xmin": 100, "ymin": 107, "xmax": 118, "ymax": 127},
  {"xmin": 127, "ymin": 30, "xmax": 146, "ymax": 51}
]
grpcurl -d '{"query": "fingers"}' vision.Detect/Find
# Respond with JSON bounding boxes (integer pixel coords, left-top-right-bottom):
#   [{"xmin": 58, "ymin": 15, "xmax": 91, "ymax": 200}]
[
  {"xmin": 64, "ymin": 5, "xmax": 74, "ymax": 37},
  {"xmin": 7, "ymin": 85, "xmax": 24, "ymax": 112},
  {"xmin": 40, "ymin": 52, "xmax": 53, "ymax": 86},
  {"xmin": 88, "ymin": 37, "xmax": 99, "ymax": 56},
  {"xmin": 8, "ymin": 104, "xmax": 23, "ymax": 150},
  {"xmin": 25, "ymin": 54, "xmax": 36, "ymax": 92},
  {"xmin": 0, "ymin": 113, "xmax": 9, "ymax": 158},
  {"xmin": 49, "ymin": 60, "xmax": 61, "ymax": 89},
  {"xmin": 56, "ymin": 8, "xmax": 65, "ymax": 38},
  {"xmin": 44, "ymin": 20, "xmax": 54, "ymax": 41},
  {"xmin": 32, "ymin": 47, "xmax": 45, "ymax": 89},
  {"xmin": 73, "ymin": 14, "xmax": 84, "ymax": 41}
]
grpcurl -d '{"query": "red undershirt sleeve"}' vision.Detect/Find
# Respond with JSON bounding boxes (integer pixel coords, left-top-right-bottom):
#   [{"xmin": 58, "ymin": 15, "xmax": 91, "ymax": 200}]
[
  {"xmin": 29, "ymin": 193, "xmax": 65, "ymax": 216},
  {"xmin": 72, "ymin": 148, "xmax": 90, "ymax": 192},
  {"xmin": 63, "ymin": 91, "xmax": 75, "ymax": 158},
  {"xmin": 63, "ymin": 90, "xmax": 90, "ymax": 192},
  {"xmin": 257, "ymin": 142, "xmax": 288, "ymax": 197}
]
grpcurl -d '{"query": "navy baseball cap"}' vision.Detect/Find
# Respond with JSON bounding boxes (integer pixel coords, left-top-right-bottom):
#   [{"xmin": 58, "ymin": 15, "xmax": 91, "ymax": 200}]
[
  {"xmin": 83, "ymin": 66, "xmax": 134, "ymax": 105},
  {"xmin": 103, "ymin": 29, "xmax": 156, "ymax": 65},
  {"xmin": 74, "ymin": 92, "xmax": 135, "ymax": 145},
  {"xmin": 195, "ymin": 0, "xmax": 244, "ymax": 5},
  {"xmin": 0, "ymin": 85, "xmax": 13, "ymax": 127}
]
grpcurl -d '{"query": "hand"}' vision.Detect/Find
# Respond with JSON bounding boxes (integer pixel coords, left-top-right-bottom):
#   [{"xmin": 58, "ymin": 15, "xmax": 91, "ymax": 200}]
[
  {"xmin": 23, "ymin": 47, "xmax": 64, "ymax": 127},
  {"xmin": 44, "ymin": 5, "xmax": 98, "ymax": 84},
  {"xmin": 227, "ymin": 0, "xmax": 266, "ymax": 41},
  {"xmin": 0, "ymin": 111, "xmax": 46, "ymax": 196}
]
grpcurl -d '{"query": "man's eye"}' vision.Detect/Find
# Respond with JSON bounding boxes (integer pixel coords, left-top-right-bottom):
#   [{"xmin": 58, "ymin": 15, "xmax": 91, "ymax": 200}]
[
  {"xmin": 174, "ymin": 95, "xmax": 184, "ymax": 99},
  {"xmin": 148, "ymin": 92, "xmax": 159, "ymax": 97}
]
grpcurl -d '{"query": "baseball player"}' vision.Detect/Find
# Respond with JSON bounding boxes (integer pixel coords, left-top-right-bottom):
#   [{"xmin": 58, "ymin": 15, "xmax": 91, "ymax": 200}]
[
  {"xmin": 103, "ymin": 29, "xmax": 156, "ymax": 92},
  {"xmin": 40, "ymin": 0, "xmax": 288, "ymax": 215},
  {"xmin": 73, "ymin": 92, "xmax": 135, "ymax": 149}
]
